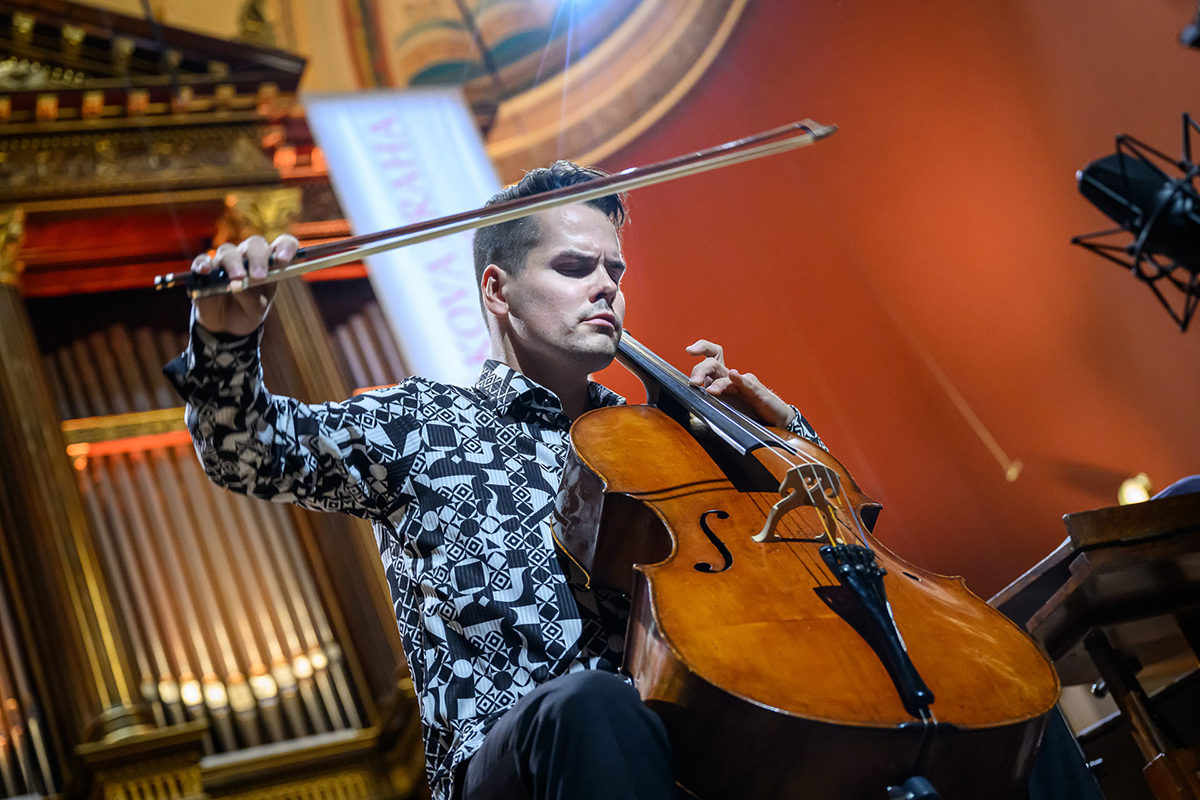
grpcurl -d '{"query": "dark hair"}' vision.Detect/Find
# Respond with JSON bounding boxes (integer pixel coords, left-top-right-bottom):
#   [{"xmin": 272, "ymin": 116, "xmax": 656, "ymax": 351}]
[{"xmin": 472, "ymin": 161, "xmax": 627, "ymax": 291}]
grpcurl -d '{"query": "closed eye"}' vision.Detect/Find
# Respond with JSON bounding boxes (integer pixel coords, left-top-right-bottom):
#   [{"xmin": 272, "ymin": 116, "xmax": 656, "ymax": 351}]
[
  {"xmin": 557, "ymin": 266, "xmax": 593, "ymax": 279},
  {"xmin": 552, "ymin": 251, "xmax": 625, "ymax": 280}
]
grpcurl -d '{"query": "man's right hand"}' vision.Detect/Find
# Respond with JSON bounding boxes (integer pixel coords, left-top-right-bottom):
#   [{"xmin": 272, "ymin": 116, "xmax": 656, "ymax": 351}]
[{"xmin": 191, "ymin": 234, "xmax": 300, "ymax": 336}]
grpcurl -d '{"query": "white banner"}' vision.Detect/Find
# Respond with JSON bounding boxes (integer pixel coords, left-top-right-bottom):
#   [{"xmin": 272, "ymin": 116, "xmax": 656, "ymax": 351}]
[{"xmin": 304, "ymin": 89, "xmax": 500, "ymax": 386}]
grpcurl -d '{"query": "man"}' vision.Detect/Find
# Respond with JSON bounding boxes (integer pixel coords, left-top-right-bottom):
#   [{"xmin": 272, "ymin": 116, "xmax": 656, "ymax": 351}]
[{"xmin": 167, "ymin": 161, "xmax": 823, "ymax": 800}]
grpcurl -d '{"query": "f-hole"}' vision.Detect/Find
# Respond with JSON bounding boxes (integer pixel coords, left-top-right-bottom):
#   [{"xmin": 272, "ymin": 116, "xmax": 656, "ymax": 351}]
[{"xmin": 696, "ymin": 510, "xmax": 734, "ymax": 573}]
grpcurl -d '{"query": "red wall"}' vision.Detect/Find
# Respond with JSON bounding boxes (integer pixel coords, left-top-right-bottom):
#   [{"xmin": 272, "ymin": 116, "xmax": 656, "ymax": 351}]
[{"xmin": 596, "ymin": 0, "xmax": 1200, "ymax": 597}]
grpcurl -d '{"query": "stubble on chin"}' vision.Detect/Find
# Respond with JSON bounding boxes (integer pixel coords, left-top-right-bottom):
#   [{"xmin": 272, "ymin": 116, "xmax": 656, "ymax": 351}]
[{"xmin": 565, "ymin": 331, "xmax": 618, "ymax": 371}]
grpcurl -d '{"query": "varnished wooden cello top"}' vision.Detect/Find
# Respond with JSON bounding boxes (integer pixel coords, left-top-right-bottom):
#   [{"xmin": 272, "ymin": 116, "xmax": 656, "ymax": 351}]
[{"xmin": 556, "ymin": 333, "xmax": 1060, "ymax": 799}]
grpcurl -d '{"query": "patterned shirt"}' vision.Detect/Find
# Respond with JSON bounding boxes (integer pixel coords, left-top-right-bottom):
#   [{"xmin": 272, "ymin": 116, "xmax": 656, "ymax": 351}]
[{"xmin": 165, "ymin": 321, "xmax": 824, "ymax": 800}]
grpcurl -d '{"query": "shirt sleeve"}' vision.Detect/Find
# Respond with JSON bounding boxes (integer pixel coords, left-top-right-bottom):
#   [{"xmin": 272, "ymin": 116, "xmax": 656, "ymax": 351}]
[
  {"xmin": 163, "ymin": 316, "xmax": 420, "ymax": 521},
  {"xmin": 784, "ymin": 404, "xmax": 828, "ymax": 451}
]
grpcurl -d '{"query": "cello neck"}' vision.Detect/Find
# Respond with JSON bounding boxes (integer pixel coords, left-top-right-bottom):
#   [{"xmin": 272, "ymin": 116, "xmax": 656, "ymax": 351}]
[{"xmin": 615, "ymin": 332, "xmax": 794, "ymax": 457}]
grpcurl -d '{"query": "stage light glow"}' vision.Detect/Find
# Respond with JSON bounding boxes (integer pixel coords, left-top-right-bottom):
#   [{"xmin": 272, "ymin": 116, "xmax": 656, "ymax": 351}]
[
  {"xmin": 1117, "ymin": 473, "xmax": 1153, "ymax": 505},
  {"xmin": 180, "ymin": 678, "xmax": 203, "ymax": 706}
]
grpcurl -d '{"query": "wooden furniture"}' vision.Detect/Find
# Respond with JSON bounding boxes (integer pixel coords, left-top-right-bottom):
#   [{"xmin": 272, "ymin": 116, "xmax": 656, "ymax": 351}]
[{"xmin": 992, "ymin": 492, "xmax": 1200, "ymax": 800}]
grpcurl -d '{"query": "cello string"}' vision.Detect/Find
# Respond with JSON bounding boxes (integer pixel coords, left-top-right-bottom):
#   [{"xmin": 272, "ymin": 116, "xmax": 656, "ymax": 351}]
[
  {"xmin": 745, "ymin": 440, "xmax": 870, "ymax": 549},
  {"xmin": 625, "ymin": 332, "xmax": 844, "ymax": 584},
  {"xmin": 705, "ymin": 392, "xmax": 872, "ymax": 552},
  {"xmin": 778, "ymin": 510, "xmax": 836, "ymax": 586},
  {"xmin": 625, "ymin": 337, "xmax": 870, "ymax": 572},
  {"xmin": 746, "ymin": 494, "xmax": 829, "ymax": 587},
  {"xmin": 628, "ymin": 326, "xmax": 873, "ymax": 556},
  {"xmin": 642, "ymin": 347, "xmax": 854, "ymax": 556},
  {"xmin": 629, "ymin": 340, "xmax": 842, "ymax": 532},
  {"xmin": 627, "ymin": 335, "xmax": 825, "ymax": 470}
]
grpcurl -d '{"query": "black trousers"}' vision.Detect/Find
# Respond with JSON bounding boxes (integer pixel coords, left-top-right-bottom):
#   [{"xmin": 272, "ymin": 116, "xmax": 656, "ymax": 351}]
[
  {"xmin": 457, "ymin": 674, "xmax": 1102, "ymax": 800},
  {"xmin": 459, "ymin": 670, "xmax": 677, "ymax": 800}
]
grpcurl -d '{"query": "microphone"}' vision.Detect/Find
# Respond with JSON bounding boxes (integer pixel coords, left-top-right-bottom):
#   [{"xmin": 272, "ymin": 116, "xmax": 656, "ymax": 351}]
[{"xmin": 1072, "ymin": 113, "xmax": 1200, "ymax": 332}]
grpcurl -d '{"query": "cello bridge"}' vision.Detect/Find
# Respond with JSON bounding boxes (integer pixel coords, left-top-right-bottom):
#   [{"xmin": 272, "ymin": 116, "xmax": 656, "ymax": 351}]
[{"xmin": 753, "ymin": 463, "xmax": 842, "ymax": 543}]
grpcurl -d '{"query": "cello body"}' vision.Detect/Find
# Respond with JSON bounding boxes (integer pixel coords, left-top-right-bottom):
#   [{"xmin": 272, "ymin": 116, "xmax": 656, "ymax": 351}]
[{"xmin": 557, "ymin": 404, "xmax": 1060, "ymax": 800}]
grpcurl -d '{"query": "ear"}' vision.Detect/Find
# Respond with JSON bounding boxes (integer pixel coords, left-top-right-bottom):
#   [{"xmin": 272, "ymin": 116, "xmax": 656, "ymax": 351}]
[{"xmin": 480, "ymin": 264, "xmax": 510, "ymax": 319}]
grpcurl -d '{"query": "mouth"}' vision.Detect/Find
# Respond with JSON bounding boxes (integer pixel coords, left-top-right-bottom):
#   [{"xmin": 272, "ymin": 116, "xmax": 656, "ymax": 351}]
[{"xmin": 582, "ymin": 312, "xmax": 619, "ymax": 331}]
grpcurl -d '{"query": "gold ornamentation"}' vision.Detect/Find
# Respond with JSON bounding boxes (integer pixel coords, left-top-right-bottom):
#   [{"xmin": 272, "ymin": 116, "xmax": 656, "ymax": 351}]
[
  {"xmin": 0, "ymin": 207, "xmax": 25, "ymax": 288},
  {"xmin": 0, "ymin": 56, "xmax": 83, "ymax": 91},
  {"xmin": 221, "ymin": 768, "xmax": 373, "ymax": 800},
  {"xmin": 36, "ymin": 93, "xmax": 59, "ymax": 122},
  {"xmin": 83, "ymin": 90, "xmax": 105, "ymax": 119},
  {"xmin": 91, "ymin": 754, "xmax": 203, "ymax": 800},
  {"xmin": 214, "ymin": 83, "xmax": 236, "ymax": 109},
  {"xmin": 0, "ymin": 127, "xmax": 278, "ymax": 202},
  {"xmin": 12, "ymin": 12, "xmax": 35, "ymax": 47},
  {"xmin": 171, "ymin": 86, "xmax": 195, "ymax": 115},
  {"xmin": 112, "ymin": 37, "xmax": 136, "ymax": 74},
  {"xmin": 256, "ymin": 82, "xmax": 279, "ymax": 115},
  {"xmin": 238, "ymin": 0, "xmax": 278, "ymax": 48},
  {"xmin": 220, "ymin": 187, "xmax": 302, "ymax": 242},
  {"xmin": 62, "ymin": 24, "xmax": 86, "ymax": 59},
  {"xmin": 60, "ymin": 407, "xmax": 186, "ymax": 446},
  {"xmin": 127, "ymin": 89, "xmax": 149, "ymax": 116}
]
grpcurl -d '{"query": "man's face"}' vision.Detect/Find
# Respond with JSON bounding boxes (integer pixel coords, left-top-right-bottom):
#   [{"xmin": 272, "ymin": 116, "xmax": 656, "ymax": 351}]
[{"xmin": 500, "ymin": 204, "xmax": 626, "ymax": 374}]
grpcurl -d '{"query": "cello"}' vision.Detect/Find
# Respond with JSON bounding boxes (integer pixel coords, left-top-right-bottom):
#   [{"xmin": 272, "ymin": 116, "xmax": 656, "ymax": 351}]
[{"xmin": 555, "ymin": 332, "xmax": 1060, "ymax": 800}]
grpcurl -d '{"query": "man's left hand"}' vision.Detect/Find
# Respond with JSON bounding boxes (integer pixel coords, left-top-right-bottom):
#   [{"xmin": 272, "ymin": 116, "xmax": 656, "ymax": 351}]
[{"xmin": 685, "ymin": 339, "xmax": 795, "ymax": 429}]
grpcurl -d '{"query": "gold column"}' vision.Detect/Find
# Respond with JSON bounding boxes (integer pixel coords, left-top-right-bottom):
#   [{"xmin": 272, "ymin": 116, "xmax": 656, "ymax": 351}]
[
  {"xmin": 0, "ymin": 208, "xmax": 152, "ymax": 746},
  {"xmin": 217, "ymin": 189, "xmax": 416, "ymax": 739}
]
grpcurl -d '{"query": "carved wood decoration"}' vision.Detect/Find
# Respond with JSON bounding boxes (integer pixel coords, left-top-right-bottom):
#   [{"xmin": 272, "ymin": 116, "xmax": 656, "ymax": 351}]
[
  {"xmin": 0, "ymin": 1, "xmax": 304, "ymax": 126},
  {"xmin": 0, "ymin": 126, "xmax": 278, "ymax": 202},
  {"xmin": 0, "ymin": 1, "xmax": 303, "ymax": 207},
  {"xmin": 54, "ymin": 0, "xmax": 750, "ymax": 183}
]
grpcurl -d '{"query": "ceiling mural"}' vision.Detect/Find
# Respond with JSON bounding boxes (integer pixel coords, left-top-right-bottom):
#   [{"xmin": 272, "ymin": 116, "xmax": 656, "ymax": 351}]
[{"xmin": 342, "ymin": 0, "xmax": 636, "ymax": 89}]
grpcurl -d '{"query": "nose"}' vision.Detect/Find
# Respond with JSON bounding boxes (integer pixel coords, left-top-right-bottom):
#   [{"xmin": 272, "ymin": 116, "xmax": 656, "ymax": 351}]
[{"xmin": 591, "ymin": 265, "xmax": 619, "ymax": 304}]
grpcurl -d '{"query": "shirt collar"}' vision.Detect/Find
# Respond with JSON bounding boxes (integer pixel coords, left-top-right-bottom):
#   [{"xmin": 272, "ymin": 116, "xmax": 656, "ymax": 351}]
[{"xmin": 475, "ymin": 359, "xmax": 625, "ymax": 425}]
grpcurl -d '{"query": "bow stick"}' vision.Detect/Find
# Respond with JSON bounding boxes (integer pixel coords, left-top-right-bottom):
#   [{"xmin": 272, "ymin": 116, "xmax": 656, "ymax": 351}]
[{"xmin": 155, "ymin": 119, "xmax": 837, "ymax": 299}]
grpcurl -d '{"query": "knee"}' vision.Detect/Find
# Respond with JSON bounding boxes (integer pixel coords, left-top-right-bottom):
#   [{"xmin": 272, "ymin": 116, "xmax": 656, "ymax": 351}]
[
  {"xmin": 509, "ymin": 672, "xmax": 675, "ymax": 798},
  {"xmin": 536, "ymin": 671, "xmax": 652, "ymax": 731}
]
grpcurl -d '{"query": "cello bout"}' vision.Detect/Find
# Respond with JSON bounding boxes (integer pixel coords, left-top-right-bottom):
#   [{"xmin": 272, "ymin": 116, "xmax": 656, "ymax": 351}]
[{"xmin": 560, "ymin": 402, "xmax": 1059, "ymax": 800}]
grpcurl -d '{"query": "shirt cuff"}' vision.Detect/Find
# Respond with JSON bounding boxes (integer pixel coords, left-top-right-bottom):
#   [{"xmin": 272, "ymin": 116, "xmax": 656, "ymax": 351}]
[
  {"xmin": 784, "ymin": 404, "xmax": 827, "ymax": 451},
  {"xmin": 162, "ymin": 309, "xmax": 264, "ymax": 403}
]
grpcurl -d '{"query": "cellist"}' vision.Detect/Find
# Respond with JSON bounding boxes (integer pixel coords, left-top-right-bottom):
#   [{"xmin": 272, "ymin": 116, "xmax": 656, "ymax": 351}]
[{"xmin": 164, "ymin": 161, "xmax": 825, "ymax": 800}]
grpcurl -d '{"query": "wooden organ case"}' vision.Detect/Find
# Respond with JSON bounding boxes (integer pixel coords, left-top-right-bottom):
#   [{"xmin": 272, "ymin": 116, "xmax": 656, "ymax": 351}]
[{"xmin": 0, "ymin": 3, "xmax": 429, "ymax": 800}]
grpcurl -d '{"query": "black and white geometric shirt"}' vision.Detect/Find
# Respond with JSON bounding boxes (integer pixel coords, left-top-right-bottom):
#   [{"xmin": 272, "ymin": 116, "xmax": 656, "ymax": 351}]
[{"xmin": 165, "ymin": 321, "xmax": 824, "ymax": 800}]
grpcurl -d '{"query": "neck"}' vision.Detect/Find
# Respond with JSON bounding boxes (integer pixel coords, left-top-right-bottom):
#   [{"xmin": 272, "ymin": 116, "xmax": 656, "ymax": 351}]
[{"xmin": 491, "ymin": 338, "xmax": 592, "ymax": 421}]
